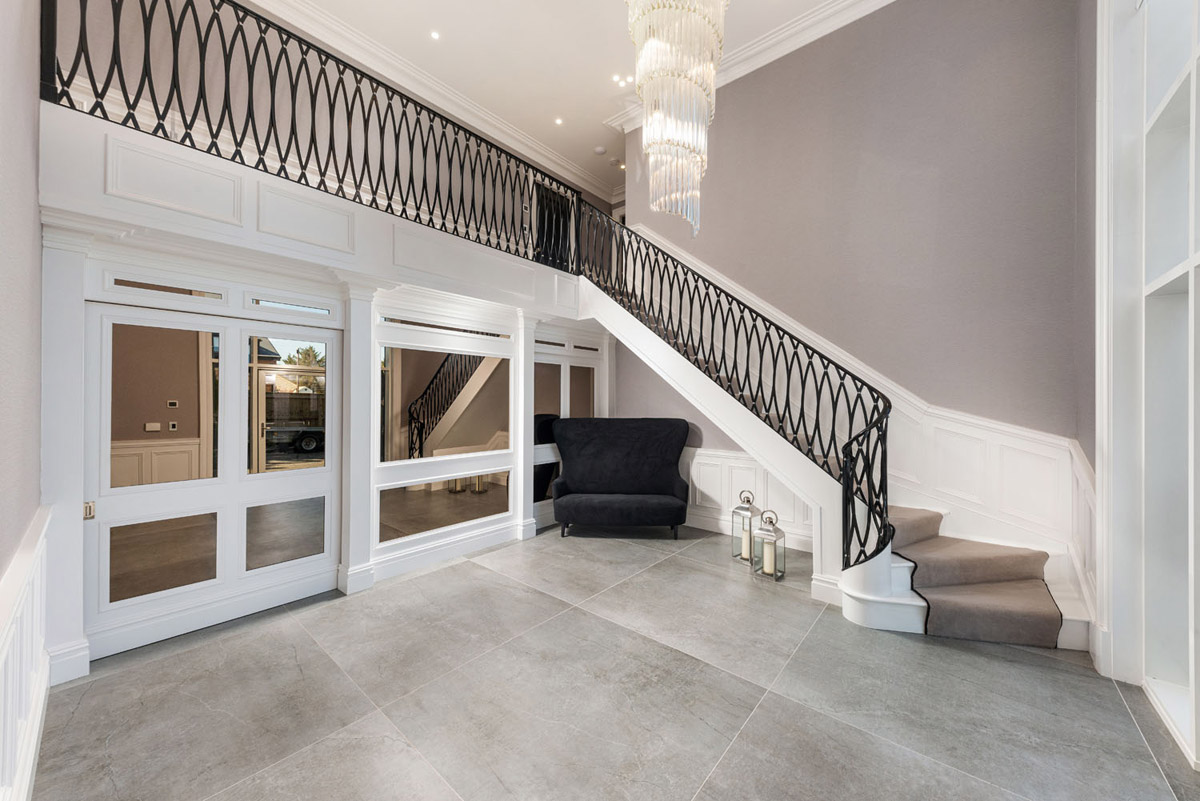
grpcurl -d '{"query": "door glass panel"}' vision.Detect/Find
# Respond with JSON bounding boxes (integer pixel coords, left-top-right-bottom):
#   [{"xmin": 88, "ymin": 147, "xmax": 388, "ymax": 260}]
[
  {"xmin": 249, "ymin": 337, "xmax": 327, "ymax": 473},
  {"xmin": 379, "ymin": 471, "xmax": 511, "ymax": 542},
  {"xmin": 569, "ymin": 365, "xmax": 595, "ymax": 417},
  {"xmin": 110, "ymin": 324, "xmax": 219, "ymax": 488},
  {"xmin": 246, "ymin": 497, "xmax": 325, "ymax": 570},
  {"xmin": 109, "ymin": 512, "xmax": 217, "ymax": 602},
  {"xmin": 380, "ymin": 347, "xmax": 510, "ymax": 462},
  {"xmin": 534, "ymin": 362, "xmax": 561, "ymax": 415}
]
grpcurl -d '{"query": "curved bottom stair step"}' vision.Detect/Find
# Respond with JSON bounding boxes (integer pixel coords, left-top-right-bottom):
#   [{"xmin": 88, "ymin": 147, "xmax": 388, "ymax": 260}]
[
  {"xmin": 919, "ymin": 579, "xmax": 1062, "ymax": 649},
  {"xmin": 898, "ymin": 537, "xmax": 1049, "ymax": 589}
]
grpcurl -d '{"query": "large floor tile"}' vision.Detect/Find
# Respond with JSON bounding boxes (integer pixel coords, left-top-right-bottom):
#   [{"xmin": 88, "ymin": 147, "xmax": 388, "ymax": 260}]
[
  {"xmin": 34, "ymin": 616, "xmax": 375, "ymax": 801},
  {"xmin": 613, "ymin": 523, "xmax": 716, "ymax": 554},
  {"xmin": 1119, "ymin": 681, "xmax": 1200, "ymax": 801},
  {"xmin": 291, "ymin": 560, "xmax": 569, "ymax": 705},
  {"xmin": 773, "ymin": 614, "xmax": 1174, "ymax": 801},
  {"xmin": 675, "ymin": 532, "xmax": 813, "ymax": 589},
  {"xmin": 384, "ymin": 608, "xmax": 763, "ymax": 801},
  {"xmin": 470, "ymin": 529, "xmax": 668, "ymax": 603},
  {"xmin": 697, "ymin": 692, "xmax": 1021, "ymax": 801},
  {"xmin": 209, "ymin": 712, "xmax": 460, "ymax": 801},
  {"xmin": 581, "ymin": 556, "xmax": 825, "ymax": 687}
]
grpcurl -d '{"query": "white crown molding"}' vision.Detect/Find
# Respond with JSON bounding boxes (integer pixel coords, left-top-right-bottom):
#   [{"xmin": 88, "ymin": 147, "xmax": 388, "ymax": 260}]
[
  {"xmin": 611, "ymin": 184, "xmax": 626, "ymax": 206},
  {"xmin": 606, "ymin": 0, "xmax": 900, "ymax": 133},
  {"xmin": 242, "ymin": 0, "xmax": 616, "ymax": 201}
]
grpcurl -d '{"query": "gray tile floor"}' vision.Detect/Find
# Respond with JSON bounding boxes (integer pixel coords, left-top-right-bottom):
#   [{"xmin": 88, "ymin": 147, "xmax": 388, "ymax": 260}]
[{"xmin": 33, "ymin": 526, "xmax": 1198, "ymax": 801}]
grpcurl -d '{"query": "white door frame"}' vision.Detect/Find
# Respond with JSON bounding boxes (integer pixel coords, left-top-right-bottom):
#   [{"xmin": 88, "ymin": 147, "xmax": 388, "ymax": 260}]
[{"xmin": 83, "ymin": 303, "xmax": 342, "ymax": 659}]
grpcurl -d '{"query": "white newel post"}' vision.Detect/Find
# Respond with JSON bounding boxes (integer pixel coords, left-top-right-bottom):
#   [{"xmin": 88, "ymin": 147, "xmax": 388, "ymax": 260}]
[
  {"xmin": 339, "ymin": 285, "xmax": 377, "ymax": 594},
  {"xmin": 513, "ymin": 311, "xmax": 538, "ymax": 540},
  {"xmin": 42, "ymin": 237, "xmax": 91, "ymax": 683}
]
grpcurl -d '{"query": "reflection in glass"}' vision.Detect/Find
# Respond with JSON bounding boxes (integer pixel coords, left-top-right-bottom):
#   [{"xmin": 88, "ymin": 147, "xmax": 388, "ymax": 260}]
[
  {"xmin": 109, "ymin": 512, "xmax": 217, "ymax": 602},
  {"xmin": 534, "ymin": 462, "xmax": 559, "ymax": 503},
  {"xmin": 249, "ymin": 337, "xmax": 327, "ymax": 473},
  {"xmin": 246, "ymin": 497, "xmax": 325, "ymax": 570},
  {"xmin": 380, "ymin": 347, "xmax": 510, "ymax": 462},
  {"xmin": 570, "ymin": 365, "xmax": 595, "ymax": 417},
  {"xmin": 534, "ymin": 362, "xmax": 561, "ymax": 415},
  {"xmin": 379, "ymin": 472, "xmax": 511, "ymax": 542},
  {"xmin": 110, "ymin": 324, "xmax": 219, "ymax": 488}
]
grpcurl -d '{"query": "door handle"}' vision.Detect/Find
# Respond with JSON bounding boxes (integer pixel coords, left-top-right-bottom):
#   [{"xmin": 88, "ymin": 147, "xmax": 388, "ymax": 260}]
[{"xmin": 260, "ymin": 421, "xmax": 266, "ymax": 438}]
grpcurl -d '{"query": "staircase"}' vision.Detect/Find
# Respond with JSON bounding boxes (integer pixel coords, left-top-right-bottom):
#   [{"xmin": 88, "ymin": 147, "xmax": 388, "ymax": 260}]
[
  {"xmin": 890, "ymin": 507, "xmax": 1064, "ymax": 648},
  {"xmin": 44, "ymin": 0, "xmax": 1087, "ymax": 651}
]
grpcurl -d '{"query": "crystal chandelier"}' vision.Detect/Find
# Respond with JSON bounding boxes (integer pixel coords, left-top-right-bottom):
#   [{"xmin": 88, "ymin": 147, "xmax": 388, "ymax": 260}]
[{"xmin": 628, "ymin": 0, "xmax": 729, "ymax": 235}]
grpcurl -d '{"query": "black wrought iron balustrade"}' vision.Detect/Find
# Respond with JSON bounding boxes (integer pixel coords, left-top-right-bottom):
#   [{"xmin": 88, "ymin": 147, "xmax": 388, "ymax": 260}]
[
  {"xmin": 42, "ymin": 0, "xmax": 893, "ymax": 569},
  {"xmin": 576, "ymin": 205, "xmax": 893, "ymax": 568},
  {"xmin": 407, "ymin": 353, "xmax": 485, "ymax": 460},
  {"xmin": 41, "ymin": 0, "xmax": 576, "ymax": 268}
]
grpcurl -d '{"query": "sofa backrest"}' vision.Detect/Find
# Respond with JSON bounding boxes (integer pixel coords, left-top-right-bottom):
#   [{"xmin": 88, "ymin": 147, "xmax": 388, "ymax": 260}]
[{"xmin": 552, "ymin": 418, "xmax": 689, "ymax": 496}]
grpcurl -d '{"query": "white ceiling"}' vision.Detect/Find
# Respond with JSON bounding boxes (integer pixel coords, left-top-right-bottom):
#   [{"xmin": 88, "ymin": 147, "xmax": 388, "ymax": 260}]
[{"xmin": 277, "ymin": 0, "xmax": 884, "ymax": 202}]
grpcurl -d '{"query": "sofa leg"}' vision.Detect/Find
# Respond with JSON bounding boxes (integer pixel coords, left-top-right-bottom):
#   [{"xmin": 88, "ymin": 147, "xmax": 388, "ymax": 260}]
[
  {"xmin": 671, "ymin": 525, "xmax": 678, "ymax": 540},
  {"xmin": 561, "ymin": 523, "xmax": 569, "ymax": 538}
]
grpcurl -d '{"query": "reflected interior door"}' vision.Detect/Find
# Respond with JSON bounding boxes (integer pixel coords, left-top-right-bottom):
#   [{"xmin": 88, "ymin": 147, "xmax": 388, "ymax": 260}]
[{"xmin": 249, "ymin": 336, "xmax": 327, "ymax": 474}]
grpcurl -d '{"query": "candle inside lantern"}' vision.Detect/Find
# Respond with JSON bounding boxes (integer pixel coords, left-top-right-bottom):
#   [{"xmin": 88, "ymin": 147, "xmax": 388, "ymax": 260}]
[
  {"xmin": 741, "ymin": 516, "xmax": 751, "ymax": 559},
  {"xmin": 763, "ymin": 540, "xmax": 776, "ymax": 575}
]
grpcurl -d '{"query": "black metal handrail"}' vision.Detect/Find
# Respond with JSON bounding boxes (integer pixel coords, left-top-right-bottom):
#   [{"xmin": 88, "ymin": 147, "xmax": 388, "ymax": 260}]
[
  {"xmin": 42, "ymin": 0, "xmax": 893, "ymax": 568},
  {"xmin": 407, "ymin": 353, "xmax": 485, "ymax": 460}
]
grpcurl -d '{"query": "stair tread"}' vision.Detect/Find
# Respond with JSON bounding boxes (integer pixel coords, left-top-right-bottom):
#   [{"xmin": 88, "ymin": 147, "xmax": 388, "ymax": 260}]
[
  {"xmin": 896, "ymin": 536, "xmax": 1048, "ymax": 589},
  {"xmin": 888, "ymin": 506, "xmax": 943, "ymax": 549},
  {"xmin": 919, "ymin": 579, "xmax": 1062, "ymax": 648}
]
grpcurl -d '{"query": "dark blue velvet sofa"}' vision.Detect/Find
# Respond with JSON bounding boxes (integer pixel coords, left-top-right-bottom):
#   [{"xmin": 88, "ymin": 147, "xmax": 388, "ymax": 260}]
[{"xmin": 551, "ymin": 417, "xmax": 690, "ymax": 539}]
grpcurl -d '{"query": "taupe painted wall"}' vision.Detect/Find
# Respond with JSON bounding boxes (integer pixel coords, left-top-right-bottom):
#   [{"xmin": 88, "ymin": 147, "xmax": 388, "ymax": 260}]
[
  {"xmin": 622, "ymin": 0, "xmax": 1096, "ymax": 460},
  {"xmin": 111, "ymin": 326, "xmax": 203, "ymax": 441},
  {"xmin": 613, "ymin": 343, "xmax": 740, "ymax": 451},
  {"xmin": 1075, "ymin": 0, "xmax": 1097, "ymax": 461},
  {"xmin": 0, "ymin": 0, "xmax": 43, "ymax": 575}
]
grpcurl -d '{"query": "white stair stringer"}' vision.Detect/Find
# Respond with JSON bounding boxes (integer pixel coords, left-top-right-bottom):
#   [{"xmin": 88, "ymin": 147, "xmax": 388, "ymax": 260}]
[
  {"xmin": 581, "ymin": 280, "xmax": 864, "ymax": 603},
  {"xmin": 423, "ymin": 356, "xmax": 504, "ymax": 456}
]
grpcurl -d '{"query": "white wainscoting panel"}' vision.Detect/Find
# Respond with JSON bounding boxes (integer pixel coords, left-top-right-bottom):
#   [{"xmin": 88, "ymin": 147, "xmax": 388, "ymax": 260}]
[
  {"xmin": 0, "ymin": 507, "xmax": 50, "ymax": 801},
  {"xmin": 106, "ymin": 137, "xmax": 243, "ymax": 225},
  {"xmin": 110, "ymin": 439, "xmax": 201, "ymax": 488},
  {"xmin": 680, "ymin": 448, "xmax": 814, "ymax": 551},
  {"xmin": 258, "ymin": 185, "xmax": 356, "ymax": 253}
]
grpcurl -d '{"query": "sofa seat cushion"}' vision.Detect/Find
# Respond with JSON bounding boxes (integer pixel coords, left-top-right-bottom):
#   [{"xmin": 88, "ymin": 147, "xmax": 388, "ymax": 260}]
[{"xmin": 554, "ymin": 493, "xmax": 687, "ymax": 527}]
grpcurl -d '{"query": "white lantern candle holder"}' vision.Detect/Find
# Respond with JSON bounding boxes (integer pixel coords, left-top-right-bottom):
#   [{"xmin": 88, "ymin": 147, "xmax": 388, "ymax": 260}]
[
  {"xmin": 731, "ymin": 490, "xmax": 755, "ymax": 562},
  {"xmin": 752, "ymin": 511, "xmax": 785, "ymax": 581}
]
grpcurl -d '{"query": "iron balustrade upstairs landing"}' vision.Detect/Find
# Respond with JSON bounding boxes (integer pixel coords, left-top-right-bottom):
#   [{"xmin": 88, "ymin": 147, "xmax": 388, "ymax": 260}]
[
  {"xmin": 407, "ymin": 353, "xmax": 485, "ymax": 461},
  {"xmin": 41, "ymin": 0, "xmax": 893, "ymax": 569}
]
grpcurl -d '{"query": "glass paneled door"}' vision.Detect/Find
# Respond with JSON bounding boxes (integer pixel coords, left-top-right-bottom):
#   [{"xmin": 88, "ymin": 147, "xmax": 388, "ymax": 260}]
[{"xmin": 84, "ymin": 304, "xmax": 341, "ymax": 659}]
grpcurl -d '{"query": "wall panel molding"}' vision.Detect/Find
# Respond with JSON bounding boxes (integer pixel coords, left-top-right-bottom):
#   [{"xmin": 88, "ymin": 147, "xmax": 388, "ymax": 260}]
[
  {"xmin": 0, "ymin": 507, "xmax": 50, "ymax": 801},
  {"xmin": 106, "ymin": 137, "xmax": 243, "ymax": 225}
]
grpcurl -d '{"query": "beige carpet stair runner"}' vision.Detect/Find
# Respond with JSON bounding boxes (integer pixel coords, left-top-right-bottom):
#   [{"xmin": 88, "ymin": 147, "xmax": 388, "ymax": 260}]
[{"xmin": 890, "ymin": 506, "xmax": 1062, "ymax": 648}]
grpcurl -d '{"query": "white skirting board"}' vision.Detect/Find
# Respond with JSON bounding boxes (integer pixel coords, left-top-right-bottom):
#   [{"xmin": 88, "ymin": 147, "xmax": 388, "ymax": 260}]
[{"xmin": 0, "ymin": 506, "xmax": 51, "ymax": 801}]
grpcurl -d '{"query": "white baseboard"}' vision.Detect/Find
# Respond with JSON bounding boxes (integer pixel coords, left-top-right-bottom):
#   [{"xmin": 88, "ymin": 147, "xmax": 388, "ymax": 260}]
[
  {"xmin": 338, "ymin": 563, "xmax": 376, "ymax": 595},
  {"xmin": 48, "ymin": 639, "xmax": 91, "ymax": 686},
  {"xmin": 370, "ymin": 519, "xmax": 519, "ymax": 583},
  {"xmin": 0, "ymin": 507, "xmax": 51, "ymax": 801}
]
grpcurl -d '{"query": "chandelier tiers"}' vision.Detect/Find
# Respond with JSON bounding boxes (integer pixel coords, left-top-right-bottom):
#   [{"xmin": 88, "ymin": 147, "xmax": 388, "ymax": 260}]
[{"xmin": 628, "ymin": 0, "xmax": 730, "ymax": 235}]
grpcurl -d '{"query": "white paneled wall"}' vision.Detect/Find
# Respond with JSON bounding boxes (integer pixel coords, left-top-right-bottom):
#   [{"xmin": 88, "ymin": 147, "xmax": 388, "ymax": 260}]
[
  {"xmin": 0, "ymin": 508, "xmax": 50, "ymax": 801},
  {"xmin": 680, "ymin": 448, "xmax": 815, "ymax": 551}
]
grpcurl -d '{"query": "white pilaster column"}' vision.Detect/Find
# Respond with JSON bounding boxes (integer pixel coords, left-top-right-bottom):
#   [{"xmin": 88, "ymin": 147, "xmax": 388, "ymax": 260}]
[
  {"xmin": 339, "ymin": 286, "xmax": 377, "ymax": 593},
  {"xmin": 513, "ymin": 311, "xmax": 539, "ymax": 540},
  {"xmin": 42, "ymin": 238, "xmax": 91, "ymax": 684}
]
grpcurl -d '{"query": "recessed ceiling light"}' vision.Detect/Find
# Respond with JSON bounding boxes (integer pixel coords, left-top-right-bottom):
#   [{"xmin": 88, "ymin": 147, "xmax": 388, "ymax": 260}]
[
  {"xmin": 612, "ymin": 74, "xmax": 620, "ymax": 82},
  {"xmin": 555, "ymin": 118, "xmax": 563, "ymax": 125},
  {"xmin": 619, "ymin": 81, "xmax": 627, "ymax": 88},
  {"xmin": 430, "ymin": 31, "xmax": 439, "ymax": 40},
  {"xmin": 619, "ymin": 163, "xmax": 627, "ymax": 170},
  {"xmin": 626, "ymin": 75, "xmax": 633, "ymax": 82}
]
